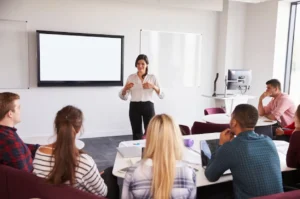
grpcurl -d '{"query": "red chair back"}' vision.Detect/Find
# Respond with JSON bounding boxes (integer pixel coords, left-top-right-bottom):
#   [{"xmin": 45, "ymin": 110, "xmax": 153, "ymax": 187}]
[
  {"xmin": 179, "ymin": 125, "xmax": 191, "ymax": 135},
  {"xmin": 251, "ymin": 190, "xmax": 300, "ymax": 199},
  {"xmin": 204, "ymin": 107, "xmax": 226, "ymax": 115},
  {"xmin": 191, "ymin": 121, "xmax": 229, "ymax": 134},
  {"xmin": 0, "ymin": 165, "xmax": 106, "ymax": 199}
]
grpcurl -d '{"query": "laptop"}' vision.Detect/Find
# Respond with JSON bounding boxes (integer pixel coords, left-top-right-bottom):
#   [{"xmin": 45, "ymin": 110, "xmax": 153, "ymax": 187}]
[{"xmin": 200, "ymin": 139, "xmax": 231, "ymax": 175}]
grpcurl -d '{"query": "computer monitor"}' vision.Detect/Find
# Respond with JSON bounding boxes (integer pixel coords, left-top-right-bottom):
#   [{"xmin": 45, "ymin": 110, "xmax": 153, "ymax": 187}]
[{"xmin": 227, "ymin": 69, "xmax": 252, "ymax": 94}]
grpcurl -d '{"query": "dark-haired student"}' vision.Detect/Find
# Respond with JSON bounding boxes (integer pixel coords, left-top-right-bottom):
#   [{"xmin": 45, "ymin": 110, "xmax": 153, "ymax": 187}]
[
  {"xmin": 33, "ymin": 106, "xmax": 119, "ymax": 199},
  {"xmin": 258, "ymin": 79, "xmax": 295, "ymax": 127},
  {"xmin": 119, "ymin": 54, "xmax": 164, "ymax": 140},
  {"xmin": 205, "ymin": 104, "xmax": 283, "ymax": 199},
  {"xmin": 0, "ymin": 92, "xmax": 39, "ymax": 172}
]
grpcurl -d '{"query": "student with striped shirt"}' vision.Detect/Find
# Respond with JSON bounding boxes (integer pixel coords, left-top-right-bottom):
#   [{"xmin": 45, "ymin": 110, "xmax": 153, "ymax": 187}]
[
  {"xmin": 33, "ymin": 106, "xmax": 108, "ymax": 197},
  {"xmin": 122, "ymin": 114, "xmax": 196, "ymax": 199}
]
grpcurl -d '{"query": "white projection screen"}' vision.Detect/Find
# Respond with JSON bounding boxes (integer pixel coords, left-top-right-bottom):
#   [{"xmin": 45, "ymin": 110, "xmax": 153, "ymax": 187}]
[{"xmin": 37, "ymin": 30, "xmax": 124, "ymax": 87}]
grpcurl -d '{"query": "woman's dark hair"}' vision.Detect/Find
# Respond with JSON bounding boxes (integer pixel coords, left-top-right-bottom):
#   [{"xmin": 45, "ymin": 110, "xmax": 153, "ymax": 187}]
[
  {"xmin": 47, "ymin": 105, "xmax": 83, "ymax": 185},
  {"xmin": 135, "ymin": 54, "xmax": 149, "ymax": 79}
]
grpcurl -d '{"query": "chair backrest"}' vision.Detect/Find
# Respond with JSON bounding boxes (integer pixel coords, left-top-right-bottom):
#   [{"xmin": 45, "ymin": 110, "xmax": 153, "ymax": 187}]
[
  {"xmin": 251, "ymin": 190, "xmax": 300, "ymax": 199},
  {"xmin": 204, "ymin": 107, "xmax": 226, "ymax": 115},
  {"xmin": 179, "ymin": 125, "xmax": 191, "ymax": 135},
  {"xmin": 0, "ymin": 164, "xmax": 106, "ymax": 199},
  {"xmin": 191, "ymin": 121, "xmax": 229, "ymax": 134}
]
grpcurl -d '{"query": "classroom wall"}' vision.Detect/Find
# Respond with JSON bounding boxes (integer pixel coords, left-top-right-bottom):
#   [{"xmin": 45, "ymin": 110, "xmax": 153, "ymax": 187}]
[
  {"xmin": 0, "ymin": 0, "xmax": 219, "ymax": 138},
  {"xmin": 215, "ymin": 0, "xmax": 247, "ymax": 94},
  {"xmin": 244, "ymin": 0, "xmax": 279, "ymax": 106}
]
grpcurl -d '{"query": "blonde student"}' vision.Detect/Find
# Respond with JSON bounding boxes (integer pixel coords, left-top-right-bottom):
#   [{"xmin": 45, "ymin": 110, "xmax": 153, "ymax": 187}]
[{"xmin": 121, "ymin": 114, "xmax": 196, "ymax": 199}]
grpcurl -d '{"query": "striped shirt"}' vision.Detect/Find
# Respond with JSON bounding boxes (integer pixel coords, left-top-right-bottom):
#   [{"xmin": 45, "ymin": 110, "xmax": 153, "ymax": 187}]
[
  {"xmin": 32, "ymin": 149, "xmax": 107, "ymax": 197},
  {"xmin": 122, "ymin": 159, "xmax": 196, "ymax": 199}
]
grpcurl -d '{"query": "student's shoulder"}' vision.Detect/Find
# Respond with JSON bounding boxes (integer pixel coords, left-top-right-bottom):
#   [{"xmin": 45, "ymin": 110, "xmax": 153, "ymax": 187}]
[
  {"xmin": 282, "ymin": 93, "xmax": 294, "ymax": 101},
  {"xmin": 78, "ymin": 153, "xmax": 97, "ymax": 168}
]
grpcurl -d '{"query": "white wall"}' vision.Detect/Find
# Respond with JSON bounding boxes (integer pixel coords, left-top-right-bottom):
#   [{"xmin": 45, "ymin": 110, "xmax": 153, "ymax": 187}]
[
  {"xmin": 0, "ymin": 0, "xmax": 219, "ymax": 138},
  {"xmin": 273, "ymin": 1, "xmax": 291, "ymax": 85},
  {"xmin": 216, "ymin": 0, "xmax": 247, "ymax": 94},
  {"xmin": 243, "ymin": 0, "xmax": 279, "ymax": 106}
]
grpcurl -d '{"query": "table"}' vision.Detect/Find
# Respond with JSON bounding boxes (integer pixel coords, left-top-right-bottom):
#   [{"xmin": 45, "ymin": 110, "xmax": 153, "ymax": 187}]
[
  {"xmin": 202, "ymin": 114, "xmax": 277, "ymax": 138},
  {"xmin": 202, "ymin": 94, "xmax": 256, "ymax": 115},
  {"xmin": 202, "ymin": 114, "xmax": 277, "ymax": 126},
  {"xmin": 21, "ymin": 136, "xmax": 85, "ymax": 150},
  {"xmin": 112, "ymin": 133, "xmax": 294, "ymax": 187}
]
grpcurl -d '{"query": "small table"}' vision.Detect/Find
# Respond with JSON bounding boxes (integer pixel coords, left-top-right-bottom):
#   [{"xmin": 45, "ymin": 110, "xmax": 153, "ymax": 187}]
[
  {"xmin": 202, "ymin": 114, "xmax": 277, "ymax": 127},
  {"xmin": 112, "ymin": 133, "xmax": 293, "ymax": 187},
  {"xmin": 202, "ymin": 113, "xmax": 277, "ymax": 138},
  {"xmin": 21, "ymin": 136, "xmax": 85, "ymax": 150}
]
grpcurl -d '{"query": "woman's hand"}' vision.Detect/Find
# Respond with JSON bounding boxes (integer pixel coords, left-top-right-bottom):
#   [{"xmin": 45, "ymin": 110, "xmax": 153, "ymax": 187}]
[
  {"xmin": 142, "ymin": 82, "xmax": 154, "ymax": 89},
  {"xmin": 124, "ymin": 82, "xmax": 134, "ymax": 90},
  {"xmin": 122, "ymin": 82, "xmax": 134, "ymax": 96}
]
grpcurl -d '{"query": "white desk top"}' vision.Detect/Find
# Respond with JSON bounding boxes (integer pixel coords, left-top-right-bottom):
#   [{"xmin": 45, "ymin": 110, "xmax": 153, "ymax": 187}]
[
  {"xmin": 21, "ymin": 136, "xmax": 85, "ymax": 150},
  {"xmin": 202, "ymin": 113, "xmax": 277, "ymax": 127},
  {"xmin": 202, "ymin": 94, "xmax": 256, "ymax": 100},
  {"xmin": 112, "ymin": 133, "xmax": 293, "ymax": 187}
]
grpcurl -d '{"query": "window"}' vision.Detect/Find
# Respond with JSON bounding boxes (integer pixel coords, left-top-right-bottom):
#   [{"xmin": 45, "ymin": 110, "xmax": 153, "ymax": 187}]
[{"xmin": 285, "ymin": 2, "xmax": 300, "ymax": 104}]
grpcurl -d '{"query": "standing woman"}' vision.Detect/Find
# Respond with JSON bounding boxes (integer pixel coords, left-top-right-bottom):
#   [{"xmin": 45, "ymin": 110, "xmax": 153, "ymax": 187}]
[{"xmin": 119, "ymin": 54, "xmax": 164, "ymax": 140}]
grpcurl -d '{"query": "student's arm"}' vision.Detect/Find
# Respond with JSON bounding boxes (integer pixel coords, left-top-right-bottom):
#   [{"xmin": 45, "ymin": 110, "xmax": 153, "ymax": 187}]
[
  {"xmin": 82, "ymin": 163, "xmax": 108, "ymax": 197},
  {"xmin": 267, "ymin": 98, "xmax": 292, "ymax": 121},
  {"xmin": 284, "ymin": 129, "xmax": 294, "ymax": 136},
  {"xmin": 205, "ymin": 143, "xmax": 233, "ymax": 182},
  {"xmin": 286, "ymin": 132, "xmax": 300, "ymax": 168},
  {"xmin": 258, "ymin": 97, "xmax": 266, "ymax": 116},
  {"xmin": 283, "ymin": 122, "xmax": 295, "ymax": 136},
  {"xmin": 188, "ymin": 171, "xmax": 197, "ymax": 199},
  {"xmin": 2, "ymin": 145, "xmax": 33, "ymax": 172},
  {"xmin": 121, "ymin": 168, "xmax": 135, "ymax": 199}
]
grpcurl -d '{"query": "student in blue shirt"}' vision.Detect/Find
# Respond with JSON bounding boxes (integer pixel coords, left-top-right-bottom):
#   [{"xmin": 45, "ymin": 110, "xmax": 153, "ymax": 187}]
[{"xmin": 205, "ymin": 104, "xmax": 283, "ymax": 199}]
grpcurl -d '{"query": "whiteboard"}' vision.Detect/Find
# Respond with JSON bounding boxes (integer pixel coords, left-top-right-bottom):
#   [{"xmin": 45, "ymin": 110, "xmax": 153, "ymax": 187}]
[
  {"xmin": 140, "ymin": 30, "xmax": 202, "ymax": 88},
  {"xmin": 0, "ymin": 19, "xmax": 29, "ymax": 89}
]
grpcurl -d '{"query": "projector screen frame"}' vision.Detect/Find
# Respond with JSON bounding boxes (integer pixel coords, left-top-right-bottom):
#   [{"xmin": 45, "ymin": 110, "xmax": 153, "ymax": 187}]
[{"xmin": 36, "ymin": 30, "xmax": 124, "ymax": 87}]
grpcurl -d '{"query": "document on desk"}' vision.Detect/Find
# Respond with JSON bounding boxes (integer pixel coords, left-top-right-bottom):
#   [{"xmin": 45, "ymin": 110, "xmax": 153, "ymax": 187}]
[
  {"xmin": 182, "ymin": 147, "xmax": 201, "ymax": 165},
  {"xmin": 273, "ymin": 140, "xmax": 289, "ymax": 156}
]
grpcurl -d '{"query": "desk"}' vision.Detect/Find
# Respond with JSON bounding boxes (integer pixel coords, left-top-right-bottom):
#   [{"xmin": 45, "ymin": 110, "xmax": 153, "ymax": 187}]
[
  {"xmin": 21, "ymin": 136, "xmax": 85, "ymax": 150},
  {"xmin": 202, "ymin": 114, "xmax": 277, "ymax": 127},
  {"xmin": 202, "ymin": 114, "xmax": 276, "ymax": 138},
  {"xmin": 112, "ymin": 133, "xmax": 293, "ymax": 187},
  {"xmin": 202, "ymin": 94, "xmax": 256, "ymax": 115}
]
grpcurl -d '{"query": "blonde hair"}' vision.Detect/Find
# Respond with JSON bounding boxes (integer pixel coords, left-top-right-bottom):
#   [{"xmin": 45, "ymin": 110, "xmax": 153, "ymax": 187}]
[{"xmin": 143, "ymin": 114, "xmax": 184, "ymax": 199}]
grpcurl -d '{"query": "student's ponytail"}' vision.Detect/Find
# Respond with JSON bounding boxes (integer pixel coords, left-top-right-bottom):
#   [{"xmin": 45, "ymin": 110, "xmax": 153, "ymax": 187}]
[{"xmin": 47, "ymin": 106, "xmax": 83, "ymax": 185}]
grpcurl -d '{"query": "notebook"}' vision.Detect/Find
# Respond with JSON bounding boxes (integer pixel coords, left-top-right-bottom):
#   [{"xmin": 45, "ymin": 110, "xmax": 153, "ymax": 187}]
[{"xmin": 116, "ymin": 146, "xmax": 142, "ymax": 158}]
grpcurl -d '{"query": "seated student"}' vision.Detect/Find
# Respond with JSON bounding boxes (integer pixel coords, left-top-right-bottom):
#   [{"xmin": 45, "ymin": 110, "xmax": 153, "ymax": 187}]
[
  {"xmin": 275, "ymin": 122, "xmax": 295, "ymax": 142},
  {"xmin": 286, "ymin": 105, "xmax": 300, "ymax": 168},
  {"xmin": 33, "ymin": 105, "xmax": 117, "ymax": 198},
  {"xmin": 258, "ymin": 79, "xmax": 295, "ymax": 127},
  {"xmin": 0, "ymin": 92, "xmax": 39, "ymax": 172},
  {"xmin": 122, "ymin": 114, "xmax": 196, "ymax": 199},
  {"xmin": 205, "ymin": 104, "xmax": 283, "ymax": 199}
]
